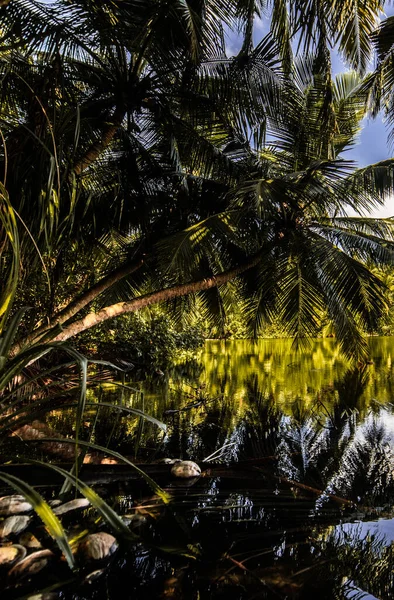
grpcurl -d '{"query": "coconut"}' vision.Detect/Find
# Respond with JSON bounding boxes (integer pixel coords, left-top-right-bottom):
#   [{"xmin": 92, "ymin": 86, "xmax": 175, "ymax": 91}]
[
  {"xmin": 8, "ymin": 549, "xmax": 53, "ymax": 580},
  {"xmin": 18, "ymin": 531, "xmax": 42, "ymax": 549},
  {"xmin": 0, "ymin": 544, "xmax": 26, "ymax": 567},
  {"xmin": 170, "ymin": 460, "xmax": 201, "ymax": 478}
]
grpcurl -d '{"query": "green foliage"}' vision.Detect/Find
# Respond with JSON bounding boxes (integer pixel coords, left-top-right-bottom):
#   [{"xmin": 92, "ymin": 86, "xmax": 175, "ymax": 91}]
[
  {"xmin": 77, "ymin": 309, "xmax": 205, "ymax": 367},
  {"xmin": 0, "ymin": 308, "xmax": 168, "ymax": 560},
  {"xmin": 5, "ymin": 4, "xmax": 394, "ymax": 592},
  {"xmin": 0, "ymin": 185, "xmax": 20, "ymax": 333},
  {"xmin": 372, "ymin": 265, "xmax": 394, "ymax": 336},
  {"xmin": 1, "ymin": 0, "xmax": 394, "ymax": 361}
]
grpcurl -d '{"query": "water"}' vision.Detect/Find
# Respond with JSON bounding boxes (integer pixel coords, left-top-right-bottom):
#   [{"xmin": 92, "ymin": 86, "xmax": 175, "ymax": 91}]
[
  {"xmin": 9, "ymin": 338, "xmax": 394, "ymax": 599},
  {"xmin": 111, "ymin": 337, "xmax": 394, "ymax": 464}
]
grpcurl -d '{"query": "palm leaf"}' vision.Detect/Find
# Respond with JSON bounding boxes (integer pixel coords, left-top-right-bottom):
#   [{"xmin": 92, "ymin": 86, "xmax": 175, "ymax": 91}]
[
  {"xmin": 331, "ymin": 0, "xmax": 381, "ymax": 74},
  {"xmin": 0, "ymin": 184, "xmax": 19, "ymax": 333}
]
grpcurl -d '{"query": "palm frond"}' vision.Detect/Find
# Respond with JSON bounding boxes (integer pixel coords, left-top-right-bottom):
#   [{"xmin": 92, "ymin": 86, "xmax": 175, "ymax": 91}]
[
  {"xmin": 156, "ymin": 211, "xmax": 241, "ymax": 282},
  {"xmin": 307, "ymin": 232, "xmax": 387, "ymax": 357},
  {"xmin": 331, "ymin": 0, "xmax": 382, "ymax": 74}
]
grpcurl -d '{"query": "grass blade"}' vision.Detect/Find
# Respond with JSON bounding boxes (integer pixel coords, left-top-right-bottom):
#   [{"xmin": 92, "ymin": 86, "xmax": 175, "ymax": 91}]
[
  {"xmin": 28, "ymin": 461, "xmax": 137, "ymax": 540},
  {"xmin": 0, "ymin": 471, "xmax": 75, "ymax": 569},
  {"xmin": 35, "ymin": 438, "xmax": 171, "ymax": 504}
]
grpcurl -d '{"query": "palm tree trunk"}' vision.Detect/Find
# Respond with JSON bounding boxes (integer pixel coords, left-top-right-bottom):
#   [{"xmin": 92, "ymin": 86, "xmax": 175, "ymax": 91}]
[
  {"xmin": 36, "ymin": 258, "xmax": 144, "ymax": 334},
  {"xmin": 51, "ymin": 254, "xmax": 261, "ymax": 343},
  {"xmin": 13, "ymin": 258, "xmax": 144, "ymax": 353},
  {"xmin": 73, "ymin": 105, "xmax": 126, "ymax": 175}
]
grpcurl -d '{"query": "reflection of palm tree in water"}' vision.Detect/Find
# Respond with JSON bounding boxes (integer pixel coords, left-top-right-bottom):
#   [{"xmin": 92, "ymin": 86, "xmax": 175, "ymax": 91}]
[
  {"xmin": 115, "ymin": 369, "xmax": 394, "ymax": 600},
  {"xmin": 162, "ymin": 365, "xmax": 394, "ymax": 507},
  {"xmin": 162, "ymin": 393, "xmax": 234, "ymax": 461},
  {"xmin": 230, "ymin": 376, "xmax": 284, "ymax": 462},
  {"xmin": 326, "ymin": 419, "xmax": 394, "ymax": 505},
  {"xmin": 281, "ymin": 367, "xmax": 370, "ymax": 488},
  {"xmin": 225, "ymin": 368, "xmax": 394, "ymax": 506},
  {"xmin": 275, "ymin": 366, "xmax": 394, "ymax": 506},
  {"xmin": 207, "ymin": 370, "xmax": 394, "ymax": 598}
]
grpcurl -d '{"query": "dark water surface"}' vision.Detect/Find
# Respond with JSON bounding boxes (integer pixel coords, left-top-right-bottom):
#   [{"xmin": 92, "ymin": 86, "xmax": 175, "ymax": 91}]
[{"xmin": 9, "ymin": 338, "xmax": 394, "ymax": 599}]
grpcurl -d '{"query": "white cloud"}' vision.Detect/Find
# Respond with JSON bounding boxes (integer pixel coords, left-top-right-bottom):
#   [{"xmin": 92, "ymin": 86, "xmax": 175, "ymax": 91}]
[
  {"xmin": 371, "ymin": 199, "xmax": 394, "ymax": 218},
  {"xmin": 346, "ymin": 198, "xmax": 394, "ymax": 218}
]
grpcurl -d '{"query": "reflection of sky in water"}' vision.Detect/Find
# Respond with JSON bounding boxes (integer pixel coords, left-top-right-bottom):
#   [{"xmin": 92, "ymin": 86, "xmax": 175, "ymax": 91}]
[
  {"xmin": 375, "ymin": 410, "xmax": 394, "ymax": 440},
  {"xmin": 348, "ymin": 409, "xmax": 394, "ymax": 452},
  {"xmin": 345, "ymin": 581, "xmax": 379, "ymax": 600},
  {"xmin": 339, "ymin": 520, "xmax": 394, "ymax": 599},
  {"xmin": 341, "ymin": 519, "xmax": 394, "ymax": 547}
]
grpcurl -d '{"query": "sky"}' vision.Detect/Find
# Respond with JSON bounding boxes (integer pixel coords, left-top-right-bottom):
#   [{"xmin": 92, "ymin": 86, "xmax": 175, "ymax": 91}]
[{"xmin": 227, "ymin": 6, "xmax": 394, "ymax": 219}]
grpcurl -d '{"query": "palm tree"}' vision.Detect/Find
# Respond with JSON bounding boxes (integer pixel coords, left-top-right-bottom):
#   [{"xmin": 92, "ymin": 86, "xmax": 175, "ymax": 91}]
[
  {"xmin": 1, "ymin": 0, "xmax": 394, "ymax": 362},
  {"xmin": 13, "ymin": 66, "xmax": 394, "ymax": 361},
  {"xmin": 285, "ymin": 0, "xmax": 384, "ymax": 73},
  {"xmin": 364, "ymin": 11, "xmax": 394, "ymax": 140},
  {"xmin": 232, "ymin": 65, "xmax": 394, "ymax": 358},
  {"xmin": 234, "ymin": 0, "xmax": 385, "ymax": 74},
  {"xmin": 47, "ymin": 63, "xmax": 394, "ymax": 358},
  {"xmin": 0, "ymin": 0, "xmax": 283, "ymax": 337}
]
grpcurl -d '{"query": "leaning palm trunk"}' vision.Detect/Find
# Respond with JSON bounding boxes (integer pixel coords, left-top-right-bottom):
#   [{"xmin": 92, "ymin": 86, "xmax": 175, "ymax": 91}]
[
  {"xmin": 24, "ymin": 258, "xmax": 145, "ymax": 348},
  {"xmin": 47, "ymin": 255, "xmax": 263, "ymax": 342}
]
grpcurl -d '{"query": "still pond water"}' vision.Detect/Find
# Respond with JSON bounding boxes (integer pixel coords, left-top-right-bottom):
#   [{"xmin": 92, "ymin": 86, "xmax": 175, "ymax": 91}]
[{"xmin": 11, "ymin": 338, "xmax": 394, "ymax": 599}]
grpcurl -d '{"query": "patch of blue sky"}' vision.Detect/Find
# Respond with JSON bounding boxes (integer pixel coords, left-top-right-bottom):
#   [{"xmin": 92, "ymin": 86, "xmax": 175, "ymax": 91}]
[{"xmin": 224, "ymin": 8, "xmax": 394, "ymax": 217}]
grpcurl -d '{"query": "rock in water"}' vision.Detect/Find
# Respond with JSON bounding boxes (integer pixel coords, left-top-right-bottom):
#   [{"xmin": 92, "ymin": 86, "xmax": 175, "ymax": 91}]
[
  {"xmin": 78, "ymin": 532, "xmax": 118, "ymax": 562},
  {"xmin": 157, "ymin": 458, "xmax": 181, "ymax": 465},
  {"xmin": 48, "ymin": 499, "xmax": 62, "ymax": 508},
  {"xmin": 0, "ymin": 515, "xmax": 32, "ymax": 537},
  {"xmin": 122, "ymin": 513, "xmax": 147, "ymax": 530},
  {"xmin": 171, "ymin": 460, "xmax": 201, "ymax": 478},
  {"xmin": 0, "ymin": 495, "xmax": 32, "ymax": 516},
  {"xmin": 0, "ymin": 545, "xmax": 26, "ymax": 567},
  {"xmin": 18, "ymin": 531, "xmax": 42, "ymax": 549},
  {"xmin": 82, "ymin": 568, "xmax": 107, "ymax": 584},
  {"xmin": 8, "ymin": 549, "xmax": 53, "ymax": 580}
]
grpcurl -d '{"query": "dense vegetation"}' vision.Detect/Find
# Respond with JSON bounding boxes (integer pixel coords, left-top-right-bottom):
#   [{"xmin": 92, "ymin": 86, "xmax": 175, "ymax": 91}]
[
  {"xmin": 0, "ymin": 0, "xmax": 394, "ymax": 362},
  {"xmin": 2, "ymin": 3, "xmax": 394, "ymax": 598}
]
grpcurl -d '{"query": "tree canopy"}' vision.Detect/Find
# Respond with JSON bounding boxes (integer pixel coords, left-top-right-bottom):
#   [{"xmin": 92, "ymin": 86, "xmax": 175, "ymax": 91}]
[{"xmin": 1, "ymin": 0, "xmax": 394, "ymax": 359}]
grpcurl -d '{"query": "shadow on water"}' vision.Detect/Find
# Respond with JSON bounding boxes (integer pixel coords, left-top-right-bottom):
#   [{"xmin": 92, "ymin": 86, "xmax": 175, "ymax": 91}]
[{"xmin": 4, "ymin": 338, "xmax": 394, "ymax": 599}]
